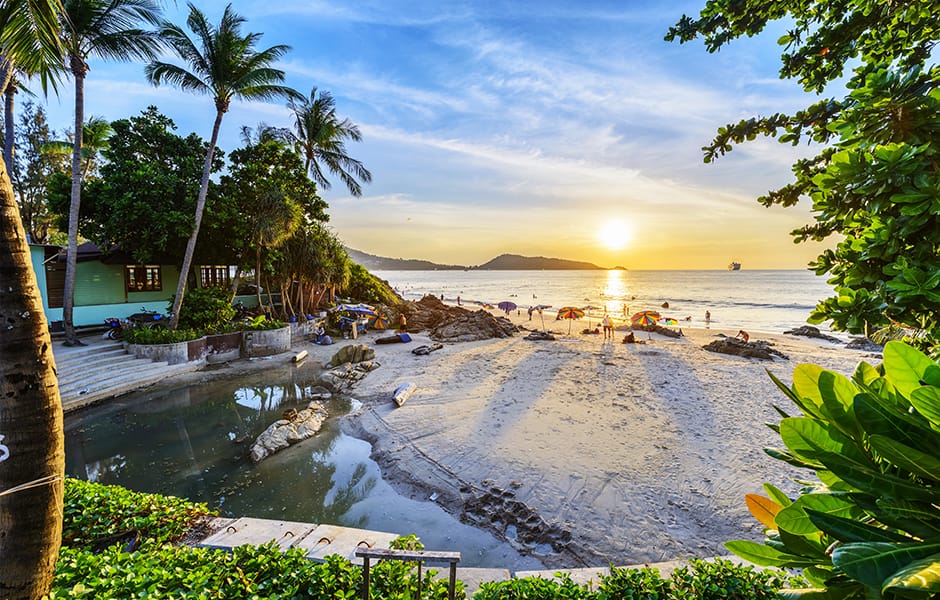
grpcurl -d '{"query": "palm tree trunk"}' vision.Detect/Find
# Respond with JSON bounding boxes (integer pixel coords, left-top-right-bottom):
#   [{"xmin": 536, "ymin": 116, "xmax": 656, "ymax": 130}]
[
  {"xmin": 254, "ymin": 246, "xmax": 263, "ymax": 309},
  {"xmin": 62, "ymin": 61, "xmax": 87, "ymax": 345},
  {"xmin": 0, "ymin": 155, "xmax": 65, "ymax": 599},
  {"xmin": 228, "ymin": 265, "xmax": 242, "ymax": 301},
  {"xmin": 3, "ymin": 77, "xmax": 14, "ymax": 181},
  {"xmin": 169, "ymin": 108, "xmax": 225, "ymax": 330}
]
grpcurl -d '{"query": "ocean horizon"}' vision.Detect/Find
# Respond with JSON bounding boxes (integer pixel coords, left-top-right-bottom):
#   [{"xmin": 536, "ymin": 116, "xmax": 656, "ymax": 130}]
[{"xmin": 374, "ymin": 269, "xmax": 840, "ymax": 337}]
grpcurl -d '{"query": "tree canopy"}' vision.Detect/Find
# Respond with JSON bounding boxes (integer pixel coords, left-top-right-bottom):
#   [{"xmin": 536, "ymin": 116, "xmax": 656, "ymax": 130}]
[{"xmin": 667, "ymin": 1, "xmax": 940, "ymax": 338}]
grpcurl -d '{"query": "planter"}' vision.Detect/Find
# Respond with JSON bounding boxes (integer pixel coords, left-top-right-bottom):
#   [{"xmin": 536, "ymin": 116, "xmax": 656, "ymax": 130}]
[
  {"xmin": 126, "ymin": 339, "xmax": 193, "ymax": 365},
  {"xmin": 242, "ymin": 326, "xmax": 291, "ymax": 358},
  {"xmin": 205, "ymin": 331, "xmax": 242, "ymax": 364}
]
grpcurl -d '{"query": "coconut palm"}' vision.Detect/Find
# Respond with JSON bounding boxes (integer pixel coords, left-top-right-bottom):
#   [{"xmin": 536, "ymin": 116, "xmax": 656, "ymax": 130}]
[
  {"xmin": 42, "ymin": 115, "xmax": 112, "ymax": 177},
  {"xmin": 0, "ymin": 2, "xmax": 67, "ymax": 596},
  {"xmin": 145, "ymin": 3, "xmax": 298, "ymax": 330},
  {"xmin": 287, "ymin": 87, "xmax": 372, "ymax": 197},
  {"xmin": 58, "ymin": 0, "xmax": 162, "ymax": 346}
]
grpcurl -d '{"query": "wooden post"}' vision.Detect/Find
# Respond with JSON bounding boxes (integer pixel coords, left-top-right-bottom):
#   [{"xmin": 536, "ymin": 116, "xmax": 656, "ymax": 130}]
[
  {"xmin": 448, "ymin": 562, "xmax": 457, "ymax": 600},
  {"xmin": 361, "ymin": 555, "xmax": 370, "ymax": 600}
]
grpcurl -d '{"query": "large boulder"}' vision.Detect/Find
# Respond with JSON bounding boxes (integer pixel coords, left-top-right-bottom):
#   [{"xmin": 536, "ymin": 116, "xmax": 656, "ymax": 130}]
[
  {"xmin": 702, "ymin": 336, "xmax": 788, "ymax": 360},
  {"xmin": 327, "ymin": 343, "xmax": 375, "ymax": 367},
  {"xmin": 399, "ymin": 295, "xmax": 517, "ymax": 342},
  {"xmin": 783, "ymin": 325, "xmax": 841, "ymax": 343},
  {"xmin": 250, "ymin": 401, "xmax": 328, "ymax": 463}
]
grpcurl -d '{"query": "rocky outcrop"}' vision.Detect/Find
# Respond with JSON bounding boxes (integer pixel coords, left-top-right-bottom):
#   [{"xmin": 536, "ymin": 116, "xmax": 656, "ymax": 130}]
[
  {"xmin": 783, "ymin": 325, "xmax": 841, "ymax": 343},
  {"xmin": 702, "ymin": 337, "xmax": 789, "ymax": 360},
  {"xmin": 327, "ymin": 344, "xmax": 375, "ymax": 367},
  {"xmin": 250, "ymin": 401, "xmax": 328, "ymax": 463},
  {"xmin": 631, "ymin": 324, "xmax": 683, "ymax": 338},
  {"xmin": 317, "ymin": 361, "xmax": 382, "ymax": 393},
  {"xmin": 399, "ymin": 295, "xmax": 517, "ymax": 342}
]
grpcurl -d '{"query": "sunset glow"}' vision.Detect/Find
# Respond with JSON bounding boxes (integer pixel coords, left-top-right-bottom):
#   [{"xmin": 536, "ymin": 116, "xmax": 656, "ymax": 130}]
[{"xmin": 598, "ymin": 221, "xmax": 632, "ymax": 251}]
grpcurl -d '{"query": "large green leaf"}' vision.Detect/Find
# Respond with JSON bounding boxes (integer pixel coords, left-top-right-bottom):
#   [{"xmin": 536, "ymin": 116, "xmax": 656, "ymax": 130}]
[
  {"xmin": 780, "ymin": 417, "xmax": 871, "ymax": 466},
  {"xmin": 910, "ymin": 386, "xmax": 940, "ymax": 430},
  {"xmin": 724, "ymin": 540, "xmax": 819, "ymax": 567},
  {"xmin": 792, "ymin": 364, "xmax": 829, "ymax": 419},
  {"xmin": 805, "ymin": 508, "xmax": 912, "ymax": 543},
  {"xmin": 882, "ymin": 553, "xmax": 940, "ymax": 593},
  {"xmin": 816, "ymin": 450, "xmax": 940, "ymax": 503},
  {"xmin": 884, "ymin": 341, "xmax": 936, "ymax": 398},
  {"xmin": 852, "ymin": 361, "xmax": 882, "ymax": 388},
  {"xmin": 817, "ymin": 370, "xmax": 862, "ymax": 437},
  {"xmin": 868, "ymin": 435, "xmax": 940, "ymax": 482},
  {"xmin": 832, "ymin": 542, "xmax": 940, "ymax": 591},
  {"xmin": 776, "ymin": 494, "xmax": 859, "ymax": 536},
  {"xmin": 854, "ymin": 393, "xmax": 940, "ymax": 452},
  {"xmin": 764, "ymin": 482, "xmax": 794, "ymax": 507},
  {"xmin": 764, "ymin": 447, "xmax": 826, "ymax": 471}
]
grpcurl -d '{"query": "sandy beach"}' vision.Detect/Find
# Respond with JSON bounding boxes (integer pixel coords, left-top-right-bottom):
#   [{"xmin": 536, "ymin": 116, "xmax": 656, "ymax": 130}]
[{"xmin": 338, "ymin": 308, "xmax": 878, "ymax": 569}]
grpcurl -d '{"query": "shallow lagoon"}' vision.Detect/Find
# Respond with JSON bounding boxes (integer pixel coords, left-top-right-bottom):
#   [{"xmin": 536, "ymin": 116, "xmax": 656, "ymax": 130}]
[{"xmin": 64, "ymin": 363, "xmax": 542, "ymax": 569}]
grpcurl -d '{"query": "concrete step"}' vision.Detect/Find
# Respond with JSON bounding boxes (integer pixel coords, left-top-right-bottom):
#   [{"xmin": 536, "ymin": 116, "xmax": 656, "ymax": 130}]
[
  {"xmin": 60, "ymin": 361, "xmax": 201, "ymax": 411},
  {"xmin": 56, "ymin": 346, "xmax": 129, "ymax": 373},
  {"xmin": 57, "ymin": 354, "xmax": 155, "ymax": 389}
]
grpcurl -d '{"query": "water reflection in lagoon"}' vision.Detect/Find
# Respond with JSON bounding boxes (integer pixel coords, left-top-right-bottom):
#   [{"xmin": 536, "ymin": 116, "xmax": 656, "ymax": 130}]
[{"xmin": 64, "ymin": 365, "xmax": 542, "ymax": 569}]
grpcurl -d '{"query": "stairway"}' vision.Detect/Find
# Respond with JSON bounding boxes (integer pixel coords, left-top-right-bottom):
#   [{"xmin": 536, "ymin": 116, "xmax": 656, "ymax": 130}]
[{"xmin": 54, "ymin": 337, "xmax": 201, "ymax": 412}]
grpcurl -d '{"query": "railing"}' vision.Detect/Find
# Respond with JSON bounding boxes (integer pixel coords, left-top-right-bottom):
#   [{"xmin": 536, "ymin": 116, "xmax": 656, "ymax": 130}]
[{"xmin": 355, "ymin": 548, "xmax": 461, "ymax": 600}]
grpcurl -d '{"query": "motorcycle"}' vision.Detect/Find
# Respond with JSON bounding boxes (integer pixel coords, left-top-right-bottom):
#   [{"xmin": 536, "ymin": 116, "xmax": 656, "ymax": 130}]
[{"xmin": 103, "ymin": 308, "xmax": 168, "ymax": 340}]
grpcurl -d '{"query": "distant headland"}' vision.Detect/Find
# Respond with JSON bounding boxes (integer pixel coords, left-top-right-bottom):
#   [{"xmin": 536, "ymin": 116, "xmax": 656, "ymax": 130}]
[{"xmin": 346, "ymin": 248, "xmax": 610, "ymax": 271}]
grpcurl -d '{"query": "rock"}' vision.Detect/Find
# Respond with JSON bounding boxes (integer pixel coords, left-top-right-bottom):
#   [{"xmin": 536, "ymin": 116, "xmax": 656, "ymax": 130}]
[
  {"xmin": 702, "ymin": 337, "xmax": 789, "ymax": 360},
  {"xmin": 327, "ymin": 343, "xmax": 375, "ymax": 367},
  {"xmin": 250, "ymin": 401, "xmax": 328, "ymax": 463},
  {"xmin": 631, "ymin": 324, "xmax": 682, "ymax": 338},
  {"xmin": 397, "ymin": 295, "xmax": 518, "ymax": 342},
  {"xmin": 783, "ymin": 325, "xmax": 841, "ymax": 343},
  {"xmin": 845, "ymin": 337, "xmax": 883, "ymax": 352},
  {"xmin": 307, "ymin": 385, "xmax": 333, "ymax": 399}
]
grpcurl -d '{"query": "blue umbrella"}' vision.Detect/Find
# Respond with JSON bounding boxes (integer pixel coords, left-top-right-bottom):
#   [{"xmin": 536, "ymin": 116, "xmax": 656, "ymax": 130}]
[{"xmin": 497, "ymin": 301, "xmax": 517, "ymax": 314}]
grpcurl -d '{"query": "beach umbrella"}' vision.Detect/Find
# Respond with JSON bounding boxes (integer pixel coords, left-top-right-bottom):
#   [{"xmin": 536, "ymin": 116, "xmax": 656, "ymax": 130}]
[
  {"xmin": 631, "ymin": 310, "xmax": 660, "ymax": 328},
  {"xmin": 582, "ymin": 304, "xmax": 601, "ymax": 327},
  {"xmin": 557, "ymin": 306, "xmax": 585, "ymax": 334},
  {"xmin": 368, "ymin": 312, "xmax": 390, "ymax": 329},
  {"xmin": 497, "ymin": 301, "xmax": 517, "ymax": 314},
  {"xmin": 658, "ymin": 317, "xmax": 678, "ymax": 326},
  {"xmin": 329, "ymin": 302, "xmax": 376, "ymax": 316}
]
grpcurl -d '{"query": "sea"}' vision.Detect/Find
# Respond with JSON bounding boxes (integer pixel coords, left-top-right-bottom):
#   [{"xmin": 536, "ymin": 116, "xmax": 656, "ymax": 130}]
[{"xmin": 373, "ymin": 269, "xmax": 843, "ymax": 337}]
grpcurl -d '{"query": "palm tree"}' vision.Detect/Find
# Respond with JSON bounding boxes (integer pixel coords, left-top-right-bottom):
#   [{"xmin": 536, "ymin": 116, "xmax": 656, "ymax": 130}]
[
  {"xmin": 145, "ymin": 3, "xmax": 298, "ymax": 330},
  {"xmin": 58, "ymin": 0, "xmax": 162, "ymax": 346},
  {"xmin": 287, "ymin": 87, "xmax": 372, "ymax": 197},
  {"xmin": 42, "ymin": 115, "xmax": 112, "ymax": 177},
  {"xmin": 0, "ymin": 2, "xmax": 67, "ymax": 596}
]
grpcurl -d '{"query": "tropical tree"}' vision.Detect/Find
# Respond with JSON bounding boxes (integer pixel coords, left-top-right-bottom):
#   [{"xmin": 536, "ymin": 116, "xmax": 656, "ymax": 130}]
[
  {"xmin": 0, "ymin": 1, "xmax": 67, "ymax": 597},
  {"xmin": 286, "ymin": 86, "xmax": 372, "ymax": 197},
  {"xmin": 666, "ymin": 1, "xmax": 940, "ymax": 340},
  {"xmin": 57, "ymin": 0, "xmax": 162, "ymax": 346},
  {"xmin": 145, "ymin": 3, "xmax": 298, "ymax": 330},
  {"xmin": 11, "ymin": 101, "xmax": 59, "ymax": 242}
]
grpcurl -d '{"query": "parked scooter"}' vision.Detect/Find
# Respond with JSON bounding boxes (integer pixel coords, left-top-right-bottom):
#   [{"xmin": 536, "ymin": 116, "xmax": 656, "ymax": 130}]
[{"xmin": 103, "ymin": 308, "xmax": 168, "ymax": 340}]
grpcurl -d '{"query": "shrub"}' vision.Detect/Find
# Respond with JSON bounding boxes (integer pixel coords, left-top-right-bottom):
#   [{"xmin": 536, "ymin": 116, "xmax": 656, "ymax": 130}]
[
  {"xmin": 596, "ymin": 565, "xmax": 670, "ymax": 600},
  {"xmin": 176, "ymin": 286, "xmax": 237, "ymax": 331},
  {"xmin": 241, "ymin": 314, "xmax": 287, "ymax": 330},
  {"xmin": 62, "ymin": 478, "xmax": 214, "ymax": 548},
  {"xmin": 727, "ymin": 341, "xmax": 940, "ymax": 598},
  {"xmin": 122, "ymin": 326, "xmax": 202, "ymax": 345}
]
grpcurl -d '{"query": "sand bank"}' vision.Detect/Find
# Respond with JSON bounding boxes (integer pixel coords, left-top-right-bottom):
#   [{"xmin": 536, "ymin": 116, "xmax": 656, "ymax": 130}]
[{"xmin": 341, "ymin": 309, "xmax": 878, "ymax": 569}]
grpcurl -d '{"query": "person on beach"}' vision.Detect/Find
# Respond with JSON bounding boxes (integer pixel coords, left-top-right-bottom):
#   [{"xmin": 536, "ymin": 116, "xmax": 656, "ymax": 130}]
[
  {"xmin": 398, "ymin": 313, "xmax": 408, "ymax": 333},
  {"xmin": 457, "ymin": 296, "xmax": 461, "ymax": 305},
  {"xmin": 705, "ymin": 310, "xmax": 711, "ymax": 321},
  {"xmin": 601, "ymin": 313, "xmax": 613, "ymax": 340},
  {"xmin": 736, "ymin": 330, "xmax": 750, "ymax": 343},
  {"xmin": 527, "ymin": 307, "xmax": 534, "ymax": 320},
  {"xmin": 622, "ymin": 304, "xmax": 627, "ymax": 317}
]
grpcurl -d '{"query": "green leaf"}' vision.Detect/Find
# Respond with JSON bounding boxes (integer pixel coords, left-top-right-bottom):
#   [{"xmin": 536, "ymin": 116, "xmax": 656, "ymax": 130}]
[
  {"xmin": 779, "ymin": 417, "xmax": 871, "ymax": 465},
  {"xmin": 816, "ymin": 450, "xmax": 940, "ymax": 502},
  {"xmin": 804, "ymin": 508, "xmax": 911, "ymax": 543},
  {"xmin": 884, "ymin": 341, "xmax": 936, "ymax": 398},
  {"xmin": 724, "ymin": 540, "xmax": 819, "ymax": 567},
  {"xmin": 764, "ymin": 482, "xmax": 793, "ymax": 507},
  {"xmin": 792, "ymin": 364, "xmax": 829, "ymax": 419},
  {"xmin": 832, "ymin": 542, "xmax": 940, "ymax": 592},
  {"xmin": 776, "ymin": 494, "xmax": 858, "ymax": 536},
  {"xmin": 868, "ymin": 435, "xmax": 940, "ymax": 482},
  {"xmin": 882, "ymin": 553, "xmax": 940, "ymax": 593},
  {"xmin": 854, "ymin": 393, "xmax": 939, "ymax": 451},
  {"xmin": 910, "ymin": 386, "xmax": 940, "ymax": 429}
]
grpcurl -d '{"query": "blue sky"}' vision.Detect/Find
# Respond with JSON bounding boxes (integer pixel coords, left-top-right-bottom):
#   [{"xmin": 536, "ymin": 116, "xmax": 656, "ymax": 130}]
[{"xmin": 31, "ymin": 1, "xmax": 830, "ymax": 269}]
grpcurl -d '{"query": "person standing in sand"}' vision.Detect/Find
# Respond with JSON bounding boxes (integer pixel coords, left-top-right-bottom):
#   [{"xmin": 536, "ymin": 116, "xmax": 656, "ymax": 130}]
[
  {"xmin": 601, "ymin": 313, "xmax": 613, "ymax": 340},
  {"xmin": 398, "ymin": 313, "xmax": 408, "ymax": 333}
]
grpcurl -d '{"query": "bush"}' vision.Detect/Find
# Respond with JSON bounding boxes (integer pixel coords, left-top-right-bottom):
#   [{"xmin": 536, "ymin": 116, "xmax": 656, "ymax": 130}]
[
  {"xmin": 62, "ymin": 478, "xmax": 214, "ymax": 548},
  {"xmin": 727, "ymin": 341, "xmax": 940, "ymax": 598},
  {"xmin": 122, "ymin": 326, "xmax": 202, "ymax": 345},
  {"xmin": 241, "ymin": 314, "xmax": 287, "ymax": 330},
  {"xmin": 176, "ymin": 286, "xmax": 236, "ymax": 332}
]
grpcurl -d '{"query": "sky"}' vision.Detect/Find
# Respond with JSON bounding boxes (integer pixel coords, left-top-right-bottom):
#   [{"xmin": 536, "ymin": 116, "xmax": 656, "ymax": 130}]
[{"xmin": 30, "ymin": 1, "xmax": 834, "ymax": 270}]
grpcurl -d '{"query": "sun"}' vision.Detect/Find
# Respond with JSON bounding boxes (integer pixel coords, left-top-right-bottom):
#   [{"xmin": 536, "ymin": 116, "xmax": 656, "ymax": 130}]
[{"xmin": 598, "ymin": 220, "xmax": 631, "ymax": 250}]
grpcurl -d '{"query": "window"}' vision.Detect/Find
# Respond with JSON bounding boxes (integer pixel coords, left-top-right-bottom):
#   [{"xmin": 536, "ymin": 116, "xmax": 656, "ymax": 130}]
[
  {"xmin": 125, "ymin": 265, "xmax": 162, "ymax": 293},
  {"xmin": 199, "ymin": 265, "xmax": 231, "ymax": 288}
]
